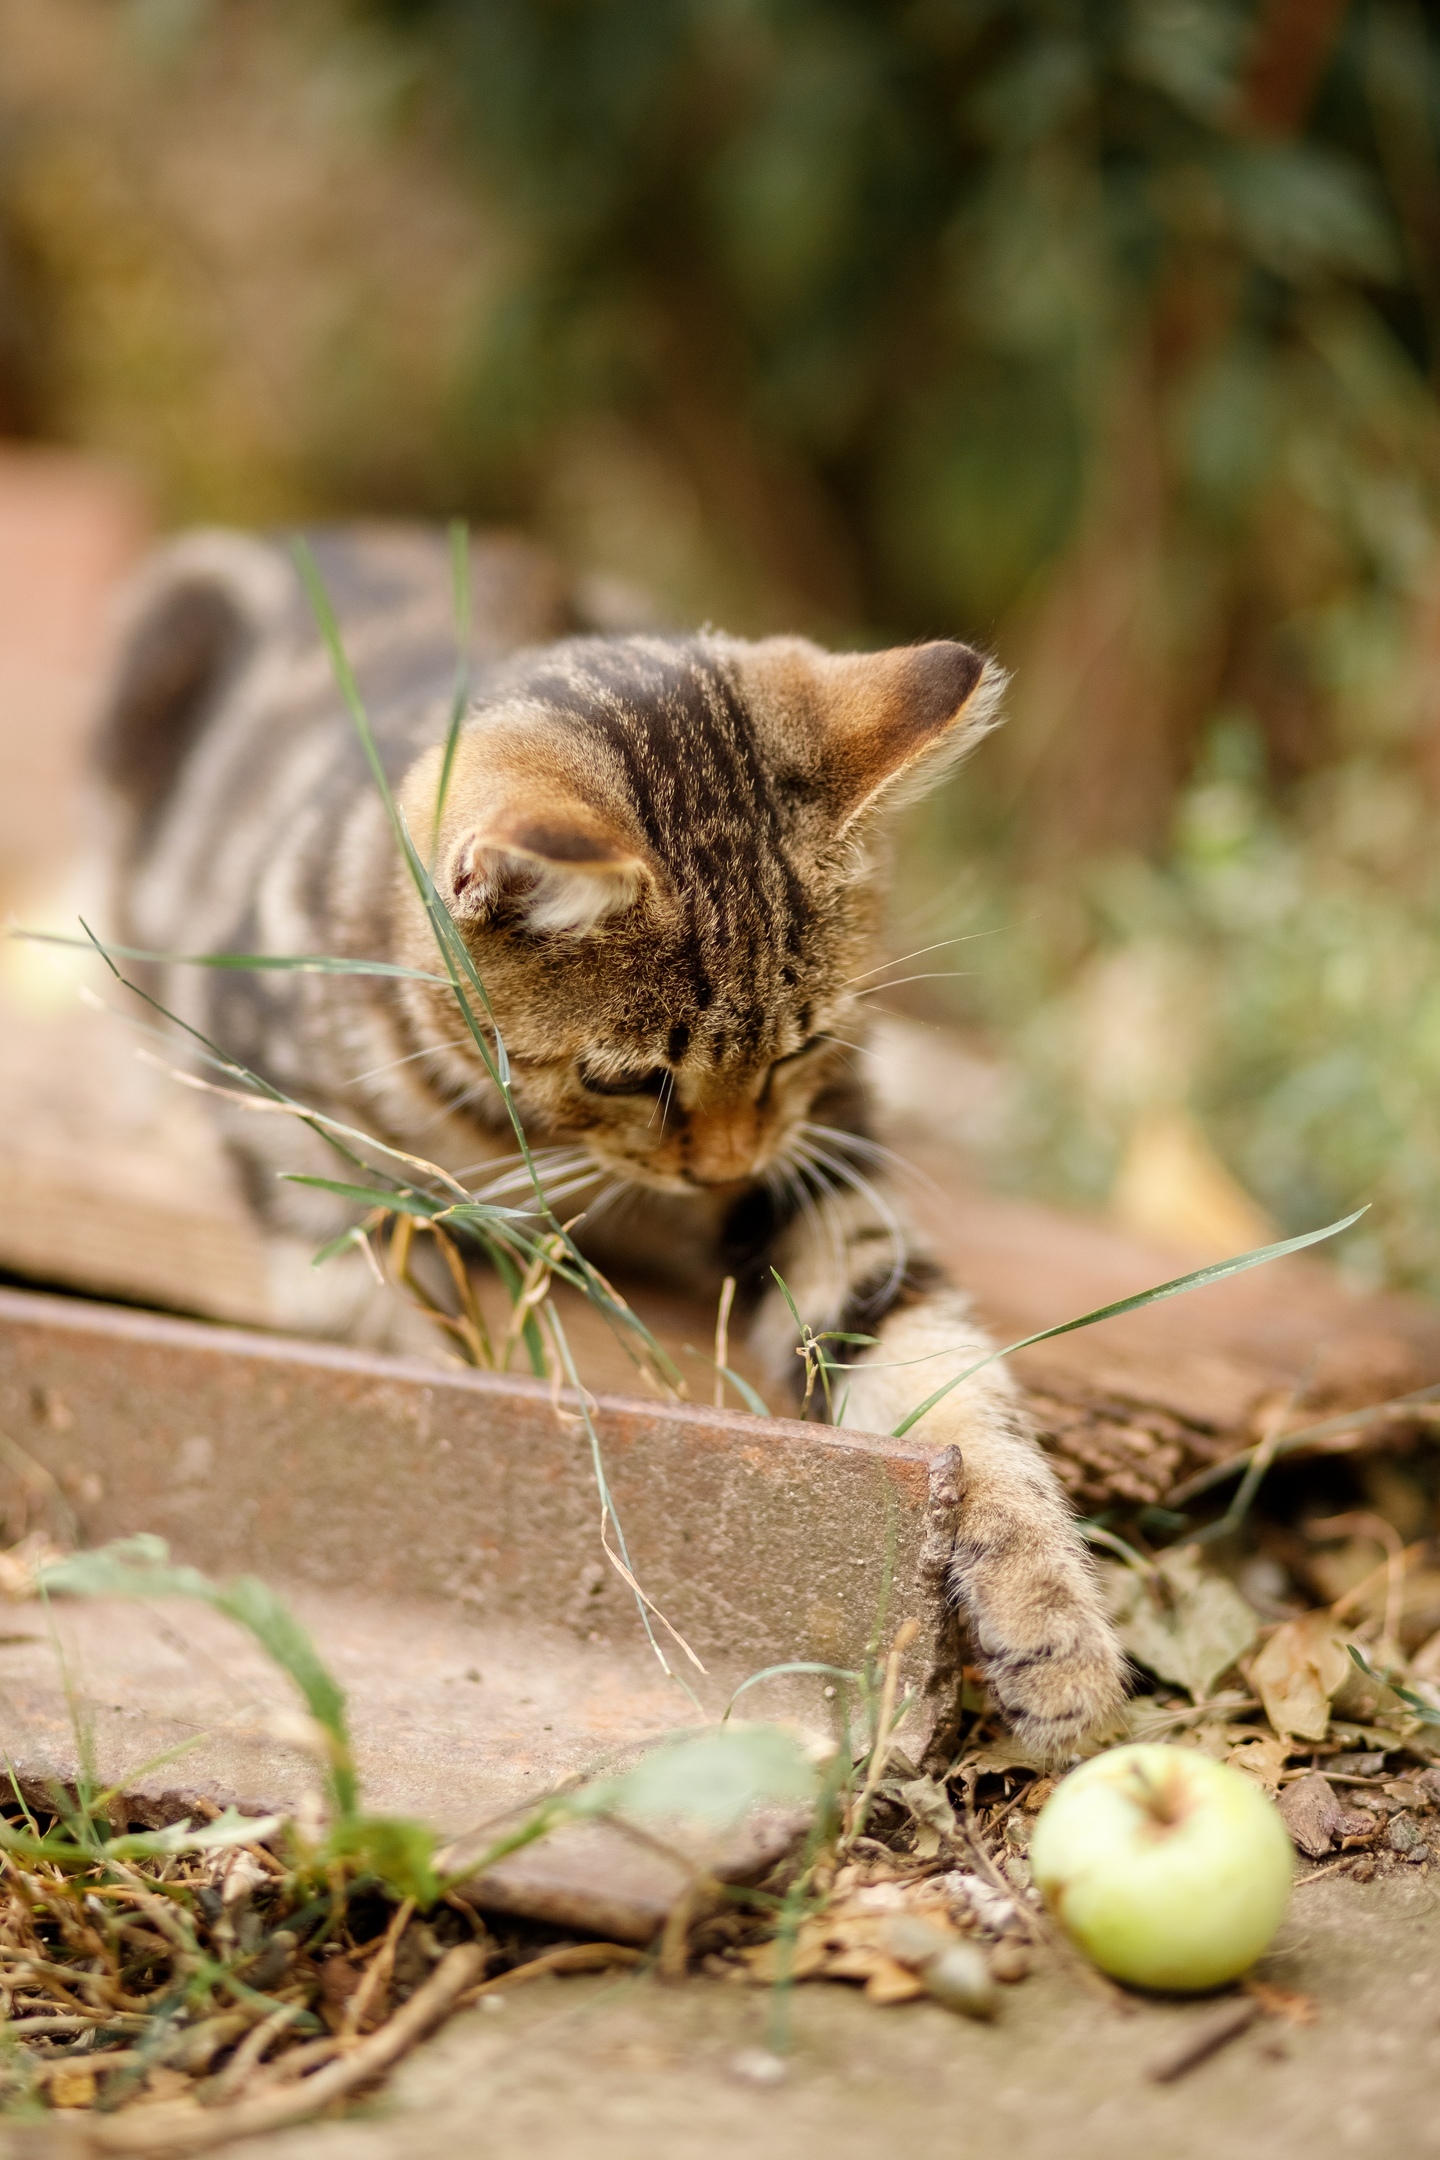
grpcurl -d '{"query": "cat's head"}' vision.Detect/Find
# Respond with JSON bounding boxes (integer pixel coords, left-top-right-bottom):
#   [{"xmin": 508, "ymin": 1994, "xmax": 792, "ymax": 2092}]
[{"xmin": 398, "ymin": 632, "xmax": 1002, "ymax": 1195}]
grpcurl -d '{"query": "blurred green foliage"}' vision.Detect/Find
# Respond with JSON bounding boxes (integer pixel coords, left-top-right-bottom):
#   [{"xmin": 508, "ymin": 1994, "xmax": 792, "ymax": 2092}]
[
  {"xmin": 368, "ymin": 0, "xmax": 1440, "ymax": 652},
  {"xmin": 899, "ymin": 725, "xmax": 1440, "ymax": 1293}
]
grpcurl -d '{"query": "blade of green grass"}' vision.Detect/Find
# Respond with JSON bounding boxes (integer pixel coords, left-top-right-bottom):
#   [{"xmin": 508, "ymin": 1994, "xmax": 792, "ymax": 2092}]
[
  {"xmin": 40, "ymin": 1537, "xmax": 359, "ymax": 1820},
  {"xmin": 721, "ymin": 1662, "xmax": 862, "ymax": 1721},
  {"xmin": 542, "ymin": 1298, "xmax": 705, "ymax": 1698},
  {"xmin": 429, "ymin": 519, "xmax": 471, "ymax": 868},
  {"xmin": 769, "ymin": 1268, "xmax": 805, "ymax": 1335},
  {"xmin": 282, "ymin": 1173, "xmax": 531, "ymax": 1224},
  {"xmin": 1347, "ymin": 1644, "xmax": 1440, "ymax": 1725},
  {"xmin": 680, "ymin": 1346, "xmax": 772, "ymax": 1417},
  {"xmin": 1168, "ymin": 1380, "xmax": 1440, "ymax": 1505},
  {"xmin": 14, "ymin": 930, "xmax": 451, "ymax": 985},
  {"xmin": 890, "ymin": 1207, "xmax": 1369, "ymax": 1437}
]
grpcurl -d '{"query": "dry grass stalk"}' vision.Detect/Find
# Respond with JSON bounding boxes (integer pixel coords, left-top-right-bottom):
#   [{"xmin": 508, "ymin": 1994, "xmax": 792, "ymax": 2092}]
[
  {"xmin": 844, "ymin": 1618, "xmax": 920, "ymax": 1847},
  {"xmin": 340, "ymin": 1895, "xmax": 414, "ymax": 2036},
  {"xmin": 54, "ymin": 1943, "xmax": 483, "ymax": 2156},
  {"xmin": 456, "ymin": 1942, "xmax": 645, "ymax": 2004}
]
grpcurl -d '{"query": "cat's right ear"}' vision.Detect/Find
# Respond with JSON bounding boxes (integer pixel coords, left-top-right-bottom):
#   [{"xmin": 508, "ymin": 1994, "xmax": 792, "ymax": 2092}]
[
  {"xmin": 443, "ymin": 808, "xmax": 657, "ymax": 935},
  {"xmin": 731, "ymin": 633, "xmax": 1006, "ymax": 831}
]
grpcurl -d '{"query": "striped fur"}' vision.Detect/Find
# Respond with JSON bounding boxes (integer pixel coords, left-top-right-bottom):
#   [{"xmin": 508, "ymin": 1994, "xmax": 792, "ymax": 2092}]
[{"xmin": 96, "ymin": 525, "xmax": 1123, "ymax": 1755}]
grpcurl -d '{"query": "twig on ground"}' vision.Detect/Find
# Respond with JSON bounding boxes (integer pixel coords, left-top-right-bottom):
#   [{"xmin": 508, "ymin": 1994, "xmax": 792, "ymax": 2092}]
[
  {"xmin": 845, "ymin": 1619, "xmax": 919, "ymax": 1847},
  {"xmin": 455, "ymin": 1942, "xmax": 645, "ymax": 2004},
  {"xmin": 1146, "ymin": 1997, "xmax": 1260, "ymax": 2082},
  {"xmin": 56, "ymin": 1942, "xmax": 483, "ymax": 2155},
  {"xmin": 342, "ymin": 1895, "xmax": 415, "ymax": 2036},
  {"xmin": 205, "ymin": 2001, "xmax": 306, "ymax": 2104}
]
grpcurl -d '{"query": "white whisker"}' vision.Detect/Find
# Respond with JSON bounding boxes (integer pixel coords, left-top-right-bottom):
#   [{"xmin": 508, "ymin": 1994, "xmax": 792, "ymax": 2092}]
[
  {"xmin": 649, "ymin": 1069, "xmax": 676, "ymax": 1131},
  {"xmin": 821, "ymin": 1033, "xmax": 881, "ymax": 1062},
  {"xmin": 571, "ymin": 1178, "xmax": 628, "ymax": 1229},
  {"xmin": 803, "ymin": 1121, "xmax": 934, "ymax": 1193},
  {"xmin": 767, "ymin": 1146, "xmax": 848, "ymax": 1313},
  {"xmin": 791, "ymin": 1136, "xmax": 907, "ymax": 1303},
  {"xmin": 842, "ymin": 930, "xmax": 996, "ymax": 989},
  {"xmin": 344, "ymin": 1033, "xmax": 473, "ymax": 1087},
  {"xmin": 763, "ymin": 1152, "xmax": 836, "ymax": 1311},
  {"xmin": 852, "ymin": 970, "xmax": 974, "ymax": 998},
  {"xmin": 464, "ymin": 1146, "xmax": 592, "ymax": 1194}
]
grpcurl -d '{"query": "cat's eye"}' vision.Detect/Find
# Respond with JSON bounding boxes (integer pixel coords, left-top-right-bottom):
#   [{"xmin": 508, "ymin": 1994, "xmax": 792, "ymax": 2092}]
[{"xmin": 577, "ymin": 1062, "xmax": 669, "ymax": 1099}]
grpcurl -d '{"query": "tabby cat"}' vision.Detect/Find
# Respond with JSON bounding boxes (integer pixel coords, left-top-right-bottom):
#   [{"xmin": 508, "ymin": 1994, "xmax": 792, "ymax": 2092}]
[{"xmin": 96, "ymin": 524, "xmax": 1124, "ymax": 1754}]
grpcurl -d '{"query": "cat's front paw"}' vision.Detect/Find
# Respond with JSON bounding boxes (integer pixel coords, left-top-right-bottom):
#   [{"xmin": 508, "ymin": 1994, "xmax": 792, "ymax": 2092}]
[{"xmin": 952, "ymin": 1552, "xmax": 1127, "ymax": 1760}]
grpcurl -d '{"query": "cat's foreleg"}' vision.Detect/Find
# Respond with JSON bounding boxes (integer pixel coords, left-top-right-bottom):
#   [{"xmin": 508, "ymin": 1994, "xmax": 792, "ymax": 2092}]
[{"xmin": 749, "ymin": 1196, "xmax": 1124, "ymax": 1757}]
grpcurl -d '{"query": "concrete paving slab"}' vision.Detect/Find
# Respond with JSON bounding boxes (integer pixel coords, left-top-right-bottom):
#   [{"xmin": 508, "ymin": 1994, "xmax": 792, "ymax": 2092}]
[{"xmin": 137, "ymin": 1872, "xmax": 1437, "ymax": 2160}]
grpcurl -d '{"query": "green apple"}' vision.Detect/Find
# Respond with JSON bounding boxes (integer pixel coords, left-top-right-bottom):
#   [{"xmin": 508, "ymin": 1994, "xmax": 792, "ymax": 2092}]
[{"xmin": 1028, "ymin": 1743, "xmax": 1294, "ymax": 1991}]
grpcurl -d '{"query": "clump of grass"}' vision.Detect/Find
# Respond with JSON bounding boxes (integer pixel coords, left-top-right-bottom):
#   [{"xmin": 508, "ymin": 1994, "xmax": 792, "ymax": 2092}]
[{"xmin": 0, "ymin": 1535, "xmax": 832, "ymax": 2139}]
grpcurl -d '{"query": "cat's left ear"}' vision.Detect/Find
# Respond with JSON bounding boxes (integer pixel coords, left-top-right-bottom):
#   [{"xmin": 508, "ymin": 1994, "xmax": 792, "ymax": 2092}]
[
  {"xmin": 734, "ymin": 636, "xmax": 1005, "ymax": 830},
  {"xmin": 444, "ymin": 806, "xmax": 657, "ymax": 935}
]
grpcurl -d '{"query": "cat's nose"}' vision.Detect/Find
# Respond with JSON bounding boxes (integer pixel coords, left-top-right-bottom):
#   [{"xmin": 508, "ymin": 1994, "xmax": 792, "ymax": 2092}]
[{"xmin": 684, "ymin": 1105, "xmax": 763, "ymax": 1185}]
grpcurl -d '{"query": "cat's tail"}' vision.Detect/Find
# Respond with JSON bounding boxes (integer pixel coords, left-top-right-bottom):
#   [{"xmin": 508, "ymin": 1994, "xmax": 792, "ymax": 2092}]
[{"xmin": 93, "ymin": 530, "xmax": 291, "ymax": 896}]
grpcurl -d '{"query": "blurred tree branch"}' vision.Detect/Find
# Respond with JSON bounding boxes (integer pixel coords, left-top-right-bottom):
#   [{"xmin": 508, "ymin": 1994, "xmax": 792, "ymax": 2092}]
[{"xmin": 1243, "ymin": 0, "xmax": 1352, "ymax": 136}]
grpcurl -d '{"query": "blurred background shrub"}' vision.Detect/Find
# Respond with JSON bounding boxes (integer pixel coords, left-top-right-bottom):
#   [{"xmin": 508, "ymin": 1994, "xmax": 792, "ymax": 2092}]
[{"xmin": 6, "ymin": 0, "xmax": 1440, "ymax": 1288}]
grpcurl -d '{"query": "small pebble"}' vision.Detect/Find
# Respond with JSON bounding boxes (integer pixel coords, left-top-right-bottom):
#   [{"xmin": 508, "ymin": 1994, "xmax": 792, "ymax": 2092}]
[
  {"xmin": 1388, "ymin": 1816, "xmax": 1423, "ymax": 1855},
  {"xmin": 881, "ymin": 1915, "xmax": 954, "ymax": 1966},
  {"xmin": 989, "ymin": 1941, "xmax": 1031, "ymax": 1985},
  {"xmin": 880, "ymin": 1916, "xmax": 999, "ymax": 2020},
  {"xmin": 728, "ymin": 2048, "xmax": 788, "ymax": 2087},
  {"xmin": 919, "ymin": 1944, "xmax": 999, "ymax": 2021}
]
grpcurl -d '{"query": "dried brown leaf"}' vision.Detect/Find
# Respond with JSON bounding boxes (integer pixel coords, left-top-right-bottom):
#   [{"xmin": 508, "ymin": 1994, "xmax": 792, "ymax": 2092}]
[
  {"xmin": 1105, "ymin": 1548, "xmax": 1258, "ymax": 1700},
  {"xmin": 1252, "ymin": 1613, "xmax": 1352, "ymax": 1741},
  {"xmin": 864, "ymin": 1957, "xmax": 927, "ymax": 2004},
  {"xmin": 1226, "ymin": 1733, "xmax": 1289, "ymax": 1793},
  {"xmin": 1245, "ymin": 1980, "xmax": 1318, "ymax": 2025}
]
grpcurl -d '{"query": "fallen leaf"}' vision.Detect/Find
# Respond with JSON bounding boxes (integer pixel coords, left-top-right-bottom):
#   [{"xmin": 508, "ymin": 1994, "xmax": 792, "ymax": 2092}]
[
  {"xmin": 1105, "ymin": 1548, "xmax": 1258, "ymax": 1700},
  {"xmin": 1181, "ymin": 1719, "xmax": 1252, "ymax": 1761},
  {"xmin": 1226, "ymin": 1733, "xmax": 1290, "ymax": 1793},
  {"xmin": 0, "ymin": 1531, "xmax": 68, "ymax": 1601},
  {"xmin": 865, "ymin": 1958, "xmax": 927, "ymax": 2004},
  {"xmin": 1328, "ymin": 1720, "xmax": 1401, "ymax": 1752},
  {"xmin": 954, "ymin": 1736, "xmax": 1047, "ymax": 1776},
  {"xmin": 48, "ymin": 2068, "xmax": 97, "ymax": 2109},
  {"xmin": 899, "ymin": 1776, "xmax": 959, "ymax": 1843},
  {"xmin": 1252, "ymin": 1613, "xmax": 1351, "ymax": 1741},
  {"xmin": 738, "ymin": 1894, "xmax": 965, "ymax": 1991},
  {"xmin": 1245, "ymin": 1979, "xmax": 1318, "ymax": 2025},
  {"xmin": 737, "ymin": 1926, "xmax": 832, "ymax": 1984}
]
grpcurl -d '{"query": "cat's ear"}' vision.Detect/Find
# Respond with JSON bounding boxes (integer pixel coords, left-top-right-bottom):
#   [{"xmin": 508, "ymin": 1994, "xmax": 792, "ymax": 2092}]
[
  {"xmin": 444, "ymin": 807, "xmax": 656, "ymax": 935},
  {"xmin": 736, "ymin": 636, "xmax": 1005, "ymax": 829}
]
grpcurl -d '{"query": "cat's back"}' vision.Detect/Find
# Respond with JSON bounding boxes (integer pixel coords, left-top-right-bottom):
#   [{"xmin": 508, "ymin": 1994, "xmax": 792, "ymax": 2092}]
[{"xmin": 96, "ymin": 523, "xmax": 578, "ymax": 961}]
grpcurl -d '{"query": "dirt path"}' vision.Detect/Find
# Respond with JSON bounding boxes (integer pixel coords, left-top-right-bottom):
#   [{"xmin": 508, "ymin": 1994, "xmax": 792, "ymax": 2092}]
[{"xmin": 199, "ymin": 1873, "xmax": 1438, "ymax": 2160}]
